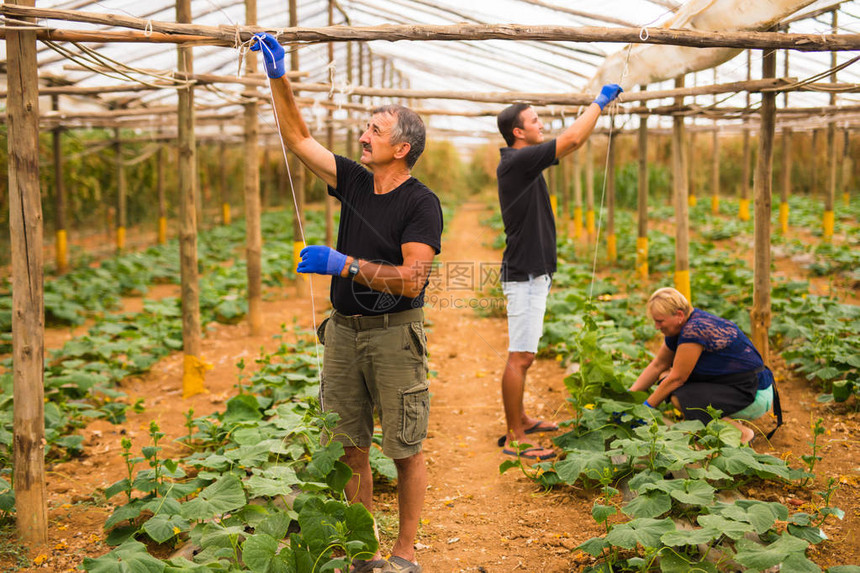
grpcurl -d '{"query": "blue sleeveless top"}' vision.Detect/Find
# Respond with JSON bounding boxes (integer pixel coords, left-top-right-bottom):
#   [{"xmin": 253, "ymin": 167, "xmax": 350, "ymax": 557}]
[{"xmin": 665, "ymin": 308, "xmax": 764, "ymax": 379}]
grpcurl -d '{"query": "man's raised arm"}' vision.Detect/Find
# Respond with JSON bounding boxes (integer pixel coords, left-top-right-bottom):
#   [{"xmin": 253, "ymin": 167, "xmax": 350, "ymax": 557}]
[
  {"xmin": 555, "ymin": 83, "xmax": 622, "ymax": 159},
  {"xmin": 252, "ymin": 33, "xmax": 337, "ymax": 188}
]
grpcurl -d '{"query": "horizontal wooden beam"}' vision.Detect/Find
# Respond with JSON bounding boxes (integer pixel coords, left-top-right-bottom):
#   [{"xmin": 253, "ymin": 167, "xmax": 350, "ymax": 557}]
[{"xmin": 2, "ymin": 5, "xmax": 859, "ymax": 51}]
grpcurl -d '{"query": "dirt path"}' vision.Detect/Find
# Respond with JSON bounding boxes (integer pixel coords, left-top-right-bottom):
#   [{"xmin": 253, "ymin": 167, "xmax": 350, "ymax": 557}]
[{"xmin": 5, "ymin": 200, "xmax": 859, "ymax": 572}]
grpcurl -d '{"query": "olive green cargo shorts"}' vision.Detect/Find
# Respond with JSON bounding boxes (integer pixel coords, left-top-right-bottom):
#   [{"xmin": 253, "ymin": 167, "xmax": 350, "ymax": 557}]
[{"xmin": 318, "ymin": 308, "xmax": 430, "ymax": 459}]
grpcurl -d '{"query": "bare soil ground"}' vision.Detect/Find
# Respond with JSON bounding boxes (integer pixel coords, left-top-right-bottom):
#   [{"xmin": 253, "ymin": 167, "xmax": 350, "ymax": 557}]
[{"xmin": 3, "ymin": 201, "xmax": 859, "ymax": 572}]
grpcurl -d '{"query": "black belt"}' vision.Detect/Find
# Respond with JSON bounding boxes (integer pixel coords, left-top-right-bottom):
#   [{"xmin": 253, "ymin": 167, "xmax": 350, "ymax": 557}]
[{"xmin": 331, "ymin": 307, "xmax": 423, "ymax": 331}]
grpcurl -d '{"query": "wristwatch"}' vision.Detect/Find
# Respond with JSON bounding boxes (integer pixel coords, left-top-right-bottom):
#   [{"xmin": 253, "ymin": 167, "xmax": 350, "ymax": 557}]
[{"xmin": 347, "ymin": 258, "xmax": 360, "ymax": 280}]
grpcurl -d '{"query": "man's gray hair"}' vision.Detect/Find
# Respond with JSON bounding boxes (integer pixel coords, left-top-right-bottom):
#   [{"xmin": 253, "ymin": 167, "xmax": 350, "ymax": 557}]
[{"xmin": 372, "ymin": 104, "xmax": 426, "ymax": 168}]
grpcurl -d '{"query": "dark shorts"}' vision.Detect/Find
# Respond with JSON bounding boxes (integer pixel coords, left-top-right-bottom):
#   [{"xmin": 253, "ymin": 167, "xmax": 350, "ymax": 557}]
[
  {"xmin": 319, "ymin": 308, "xmax": 429, "ymax": 459},
  {"xmin": 671, "ymin": 370, "xmax": 758, "ymax": 424}
]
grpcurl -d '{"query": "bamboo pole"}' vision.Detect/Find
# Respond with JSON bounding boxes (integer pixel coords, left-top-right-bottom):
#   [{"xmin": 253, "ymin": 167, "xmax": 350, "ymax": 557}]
[
  {"xmin": 637, "ymin": 92, "xmax": 649, "ymax": 280},
  {"xmin": 751, "ymin": 45, "xmax": 777, "ymax": 363},
  {"xmin": 6, "ymin": 0, "xmax": 48, "ymax": 546},
  {"xmin": 51, "ymin": 96, "xmax": 68, "ymax": 273},
  {"xmin": 585, "ymin": 140, "xmax": 596, "ymax": 244},
  {"xmin": 823, "ymin": 10, "xmax": 838, "ymax": 242},
  {"xmin": 244, "ymin": 0, "xmax": 263, "ymax": 335},
  {"xmin": 606, "ymin": 128, "xmax": 617, "ymax": 264},
  {"xmin": 157, "ymin": 145, "xmax": 167, "ymax": 244},
  {"xmin": 177, "ymin": 0, "xmax": 205, "ymax": 397},
  {"xmin": 3, "ymin": 7, "xmax": 858, "ymax": 51},
  {"xmin": 114, "ymin": 128, "xmax": 127, "ymax": 251},
  {"xmin": 672, "ymin": 75, "xmax": 691, "ymax": 303},
  {"xmin": 290, "ymin": 0, "xmax": 309, "ymax": 298}
]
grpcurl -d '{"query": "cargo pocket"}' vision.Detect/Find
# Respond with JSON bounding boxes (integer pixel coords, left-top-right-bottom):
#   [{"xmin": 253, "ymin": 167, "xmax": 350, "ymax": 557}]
[
  {"xmin": 407, "ymin": 322, "xmax": 428, "ymax": 358},
  {"xmin": 316, "ymin": 317, "xmax": 330, "ymax": 345},
  {"xmin": 399, "ymin": 383, "xmax": 429, "ymax": 445}
]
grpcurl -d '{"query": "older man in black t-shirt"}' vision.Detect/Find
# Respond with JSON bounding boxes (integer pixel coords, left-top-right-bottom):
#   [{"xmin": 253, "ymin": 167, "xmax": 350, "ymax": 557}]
[
  {"xmin": 496, "ymin": 85, "xmax": 621, "ymax": 461},
  {"xmin": 254, "ymin": 33, "xmax": 441, "ymax": 573}
]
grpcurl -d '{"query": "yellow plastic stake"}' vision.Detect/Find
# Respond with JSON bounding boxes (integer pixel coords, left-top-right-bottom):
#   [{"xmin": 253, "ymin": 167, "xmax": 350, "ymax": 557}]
[
  {"xmin": 222, "ymin": 202, "xmax": 231, "ymax": 226},
  {"xmin": 550, "ymin": 194, "xmax": 558, "ymax": 219},
  {"xmin": 688, "ymin": 194, "xmax": 697, "ymax": 208},
  {"xmin": 573, "ymin": 206, "xmax": 583, "ymax": 239},
  {"xmin": 636, "ymin": 236, "xmax": 648, "ymax": 280},
  {"xmin": 586, "ymin": 210, "xmax": 595, "ymax": 236},
  {"xmin": 293, "ymin": 241, "xmax": 307, "ymax": 274},
  {"xmin": 738, "ymin": 198, "xmax": 750, "ymax": 221},
  {"xmin": 607, "ymin": 234, "xmax": 617, "ymax": 262},
  {"xmin": 117, "ymin": 226, "xmax": 126, "ymax": 251},
  {"xmin": 182, "ymin": 354, "xmax": 212, "ymax": 398},
  {"xmin": 56, "ymin": 229, "xmax": 67, "ymax": 273},
  {"xmin": 843, "ymin": 193, "xmax": 850, "ymax": 207},
  {"xmin": 823, "ymin": 210, "xmax": 835, "ymax": 241},
  {"xmin": 779, "ymin": 202, "xmax": 789, "ymax": 234},
  {"xmin": 158, "ymin": 217, "xmax": 167, "ymax": 245},
  {"xmin": 674, "ymin": 269, "xmax": 691, "ymax": 305},
  {"xmin": 711, "ymin": 195, "xmax": 719, "ymax": 215}
]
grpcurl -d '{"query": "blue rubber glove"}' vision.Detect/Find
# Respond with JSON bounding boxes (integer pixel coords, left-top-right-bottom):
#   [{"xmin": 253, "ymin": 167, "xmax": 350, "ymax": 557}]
[
  {"xmin": 297, "ymin": 245, "xmax": 348, "ymax": 276},
  {"xmin": 643, "ymin": 400, "xmax": 655, "ymax": 409},
  {"xmin": 250, "ymin": 33, "xmax": 286, "ymax": 79},
  {"xmin": 593, "ymin": 83, "xmax": 623, "ymax": 111}
]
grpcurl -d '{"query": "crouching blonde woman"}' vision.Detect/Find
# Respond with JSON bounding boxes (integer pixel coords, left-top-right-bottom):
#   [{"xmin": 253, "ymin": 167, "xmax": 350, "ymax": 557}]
[{"xmin": 629, "ymin": 287, "xmax": 780, "ymax": 444}]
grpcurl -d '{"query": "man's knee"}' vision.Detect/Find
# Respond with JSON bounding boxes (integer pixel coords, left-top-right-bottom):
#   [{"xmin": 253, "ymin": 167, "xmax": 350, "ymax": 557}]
[
  {"xmin": 342, "ymin": 446, "xmax": 370, "ymax": 467},
  {"xmin": 508, "ymin": 351, "xmax": 535, "ymax": 370}
]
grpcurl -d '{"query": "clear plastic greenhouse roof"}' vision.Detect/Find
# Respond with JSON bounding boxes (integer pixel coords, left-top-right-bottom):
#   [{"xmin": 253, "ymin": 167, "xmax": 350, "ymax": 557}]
[{"xmin": 3, "ymin": 0, "xmax": 859, "ymax": 140}]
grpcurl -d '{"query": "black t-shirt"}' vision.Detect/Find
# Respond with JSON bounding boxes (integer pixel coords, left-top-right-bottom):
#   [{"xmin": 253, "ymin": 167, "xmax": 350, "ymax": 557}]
[
  {"xmin": 328, "ymin": 154, "xmax": 443, "ymax": 316},
  {"xmin": 496, "ymin": 139, "xmax": 558, "ymax": 281}
]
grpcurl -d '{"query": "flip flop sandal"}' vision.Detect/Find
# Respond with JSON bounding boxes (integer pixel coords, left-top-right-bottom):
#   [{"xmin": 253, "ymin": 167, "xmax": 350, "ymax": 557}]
[
  {"xmin": 383, "ymin": 556, "xmax": 422, "ymax": 572},
  {"xmin": 501, "ymin": 447, "xmax": 556, "ymax": 460},
  {"xmin": 524, "ymin": 420, "xmax": 559, "ymax": 434},
  {"xmin": 352, "ymin": 558, "xmax": 388, "ymax": 573}
]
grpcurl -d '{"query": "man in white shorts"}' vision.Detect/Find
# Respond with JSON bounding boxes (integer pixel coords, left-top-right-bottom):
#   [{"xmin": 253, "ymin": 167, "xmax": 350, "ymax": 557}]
[{"xmin": 495, "ymin": 85, "xmax": 622, "ymax": 460}]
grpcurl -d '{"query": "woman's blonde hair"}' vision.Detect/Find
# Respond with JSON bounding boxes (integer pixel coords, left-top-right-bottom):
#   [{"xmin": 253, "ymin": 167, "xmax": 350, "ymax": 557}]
[{"xmin": 647, "ymin": 287, "xmax": 692, "ymax": 319}]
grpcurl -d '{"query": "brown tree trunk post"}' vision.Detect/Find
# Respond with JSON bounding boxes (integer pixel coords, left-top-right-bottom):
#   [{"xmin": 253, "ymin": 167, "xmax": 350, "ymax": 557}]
[
  {"xmin": 547, "ymin": 164, "xmax": 557, "ymax": 221},
  {"xmin": 687, "ymin": 130, "xmax": 697, "ymax": 208},
  {"xmin": 672, "ymin": 75, "xmax": 691, "ymax": 303},
  {"xmin": 177, "ymin": 0, "xmax": 205, "ymax": 397},
  {"xmin": 810, "ymin": 128, "xmax": 819, "ymax": 196},
  {"xmin": 823, "ymin": 9, "xmax": 838, "ymax": 243},
  {"xmin": 324, "ymin": 0, "xmax": 335, "ymax": 248},
  {"xmin": 559, "ymin": 153, "xmax": 569, "ymax": 231},
  {"xmin": 606, "ymin": 129, "xmax": 617, "ymax": 264},
  {"xmin": 842, "ymin": 129, "xmax": 852, "ymax": 206},
  {"xmin": 157, "ymin": 145, "xmax": 167, "ymax": 244},
  {"xmin": 572, "ymin": 150, "xmax": 583, "ymax": 243},
  {"xmin": 710, "ymin": 69, "xmax": 720, "ymax": 215},
  {"xmin": 751, "ymin": 45, "xmax": 776, "ymax": 363},
  {"xmin": 244, "ymin": 0, "xmax": 263, "ymax": 334},
  {"xmin": 219, "ymin": 134, "xmax": 230, "ymax": 225},
  {"xmin": 290, "ymin": 0, "xmax": 309, "ymax": 298},
  {"xmin": 585, "ymin": 140, "xmax": 595, "ymax": 245},
  {"xmin": 51, "ymin": 96, "xmax": 68, "ymax": 273},
  {"xmin": 346, "ymin": 40, "xmax": 356, "ymax": 161},
  {"xmin": 637, "ymin": 97, "xmax": 649, "ymax": 280},
  {"xmin": 6, "ymin": 0, "xmax": 48, "ymax": 546},
  {"xmin": 114, "ymin": 127, "xmax": 127, "ymax": 251}
]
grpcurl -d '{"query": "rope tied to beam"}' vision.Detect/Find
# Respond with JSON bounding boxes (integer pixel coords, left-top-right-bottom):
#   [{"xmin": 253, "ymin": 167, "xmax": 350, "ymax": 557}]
[{"xmin": 144, "ymin": 20, "xmax": 153, "ymax": 38}]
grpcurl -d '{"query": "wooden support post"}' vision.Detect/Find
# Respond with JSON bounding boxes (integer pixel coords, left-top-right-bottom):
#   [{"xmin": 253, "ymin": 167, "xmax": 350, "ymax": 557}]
[
  {"xmin": 547, "ymin": 165, "xmax": 557, "ymax": 220},
  {"xmin": 823, "ymin": 9, "xmax": 838, "ymax": 242},
  {"xmin": 572, "ymin": 150, "xmax": 583, "ymax": 242},
  {"xmin": 751, "ymin": 45, "xmax": 776, "ymax": 363},
  {"xmin": 559, "ymin": 153, "xmax": 570, "ymax": 225},
  {"xmin": 842, "ymin": 129, "xmax": 852, "ymax": 206},
  {"xmin": 606, "ymin": 129, "xmax": 617, "ymax": 263},
  {"xmin": 114, "ymin": 127, "xmax": 127, "ymax": 251},
  {"xmin": 672, "ymin": 75, "xmax": 691, "ymax": 303},
  {"xmin": 687, "ymin": 130, "xmax": 697, "ymax": 208},
  {"xmin": 637, "ymin": 101, "xmax": 649, "ymax": 280},
  {"xmin": 810, "ymin": 128, "xmax": 820, "ymax": 195},
  {"xmin": 177, "ymin": 0, "xmax": 205, "ymax": 397},
  {"xmin": 290, "ymin": 0, "xmax": 309, "ymax": 298},
  {"xmin": 346, "ymin": 41, "xmax": 356, "ymax": 160},
  {"xmin": 157, "ymin": 145, "xmax": 167, "ymax": 244},
  {"xmin": 711, "ymin": 69, "xmax": 720, "ymax": 215},
  {"xmin": 6, "ymin": 0, "xmax": 48, "ymax": 546},
  {"xmin": 244, "ymin": 0, "xmax": 263, "ymax": 334},
  {"xmin": 780, "ymin": 128, "xmax": 791, "ymax": 235},
  {"xmin": 739, "ymin": 51, "xmax": 752, "ymax": 222},
  {"xmin": 51, "ymin": 96, "xmax": 68, "ymax": 273},
  {"xmin": 325, "ymin": 0, "xmax": 335, "ymax": 247},
  {"xmin": 219, "ymin": 134, "xmax": 230, "ymax": 225},
  {"xmin": 585, "ymin": 140, "xmax": 595, "ymax": 244}
]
